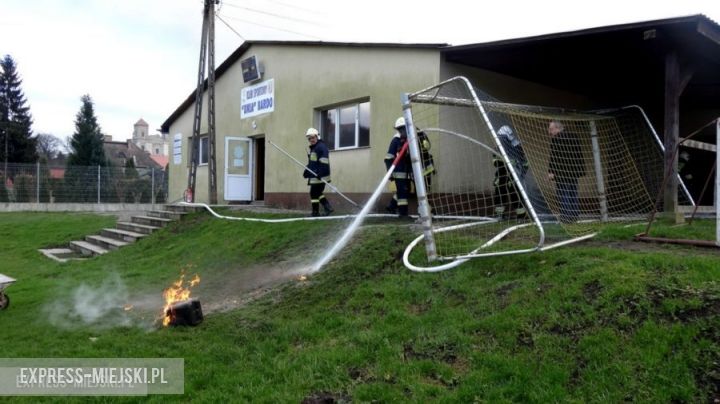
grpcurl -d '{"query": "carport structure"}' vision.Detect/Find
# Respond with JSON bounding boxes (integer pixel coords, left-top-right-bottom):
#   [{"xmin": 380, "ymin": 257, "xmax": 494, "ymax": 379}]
[{"xmin": 443, "ymin": 14, "xmax": 720, "ymax": 212}]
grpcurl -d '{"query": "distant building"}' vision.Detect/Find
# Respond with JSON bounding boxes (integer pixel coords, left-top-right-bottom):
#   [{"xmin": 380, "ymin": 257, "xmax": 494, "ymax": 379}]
[
  {"xmin": 132, "ymin": 118, "xmax": 169, "ymax": 161},
  {"xmin": 103, "ymin": 135, "xmax": 164, "ymax": 171}
]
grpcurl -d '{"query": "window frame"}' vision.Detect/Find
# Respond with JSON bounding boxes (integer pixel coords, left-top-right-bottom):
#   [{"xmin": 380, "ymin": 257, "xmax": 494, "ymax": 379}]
[
  {"xmin": 188, "ymin": 135, "xmax": 209, "ymax": 166},
  {"xmin": 198, "ymin": 136, "xmax": 209, "ymax": 166},
  {"xmin": 319, "ymin": 100, "xmax": 370, "ymax": 151}
]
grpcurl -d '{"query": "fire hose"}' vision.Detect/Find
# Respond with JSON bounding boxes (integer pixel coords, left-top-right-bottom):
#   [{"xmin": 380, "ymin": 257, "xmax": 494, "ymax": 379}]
[{"xmin": 268, "ymin": 141, "xmax": 360, "ymax": 209}]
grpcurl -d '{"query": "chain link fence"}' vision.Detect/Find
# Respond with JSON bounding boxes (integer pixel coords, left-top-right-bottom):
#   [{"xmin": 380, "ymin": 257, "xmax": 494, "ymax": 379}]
[{"xmin": 0, "ymin": 163, "xmax": 168, "ymax": 204}]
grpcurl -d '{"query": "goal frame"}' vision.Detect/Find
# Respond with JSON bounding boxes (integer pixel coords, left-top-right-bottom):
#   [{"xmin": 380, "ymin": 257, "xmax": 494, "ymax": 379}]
[{"xmin": 401, "ymin": 76, "xmax": 697, "ymax": 272}]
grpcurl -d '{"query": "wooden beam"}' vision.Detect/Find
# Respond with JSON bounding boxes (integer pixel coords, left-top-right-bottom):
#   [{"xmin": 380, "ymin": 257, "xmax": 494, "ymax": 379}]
[
  {"xmin": 663, "ymin": 51, "xmax": 680, "ymax": 213},
  {"xmin": 679, "ymin": 65, "xmax": 694, "ymax": 94}
]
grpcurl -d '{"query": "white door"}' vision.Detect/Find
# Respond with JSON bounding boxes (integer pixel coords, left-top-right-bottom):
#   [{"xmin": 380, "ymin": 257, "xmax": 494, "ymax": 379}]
[{"xmin": 225, "ymin": 137, "xmax": 253, "ymax": 201}]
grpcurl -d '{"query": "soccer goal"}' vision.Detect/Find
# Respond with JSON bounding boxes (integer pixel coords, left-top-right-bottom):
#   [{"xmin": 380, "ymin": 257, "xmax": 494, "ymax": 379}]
[{"xmin": 401, "ymin": 76, "xmax": 693, "ymax": 272}]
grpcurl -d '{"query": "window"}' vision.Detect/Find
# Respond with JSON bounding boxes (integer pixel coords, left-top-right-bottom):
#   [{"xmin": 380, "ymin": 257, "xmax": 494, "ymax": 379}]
[
  {"xmin": 320, "ymin": 101, "xmax": 370, "ymax": 150},
  {"xmin": 199, "ymin": 136, "xmax": 209, "ymax": 165},
  {"xmin": 188, "ymin": 135, "xmax": 209, "ymax": 166}
]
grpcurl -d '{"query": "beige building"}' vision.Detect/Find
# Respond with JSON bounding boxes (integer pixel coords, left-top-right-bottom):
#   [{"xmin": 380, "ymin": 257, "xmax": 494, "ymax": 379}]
[
  {"xmin": 162, "ymin": 42, "xmax": 444, "ymax": 209},
  {"xmin": 162, "ymin": 16, "xmax": 720, "ymax": 209}
]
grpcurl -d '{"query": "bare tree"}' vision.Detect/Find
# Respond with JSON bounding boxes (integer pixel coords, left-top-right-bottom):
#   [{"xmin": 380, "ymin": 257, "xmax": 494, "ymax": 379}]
[{"xmin": 35, "ymin": 133, "xmax": 63, "ymax": 161}]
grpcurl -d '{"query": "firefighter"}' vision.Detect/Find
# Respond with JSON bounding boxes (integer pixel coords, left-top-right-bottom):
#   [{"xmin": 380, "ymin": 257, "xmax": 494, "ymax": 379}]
[
  {"xmin": 302, "ymin": 128, "xmax": 334, "ymax": 216},
  {"xmin": 417, "ymin": 129, "xmax": 436, "ymax": 186},
  {"xmin": 492, "ymin": 125, "xmax": 528, "ymax": 219},
  {"xmin": 385, "ymin": 117, "xmax": 412, "ymax": 217}
]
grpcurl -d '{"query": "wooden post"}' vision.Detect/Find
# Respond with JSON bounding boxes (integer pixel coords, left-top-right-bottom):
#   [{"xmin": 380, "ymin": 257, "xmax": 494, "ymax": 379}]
[{"xmin": 663, "ymin": 51, "xmax": 680, "ymax": 214}]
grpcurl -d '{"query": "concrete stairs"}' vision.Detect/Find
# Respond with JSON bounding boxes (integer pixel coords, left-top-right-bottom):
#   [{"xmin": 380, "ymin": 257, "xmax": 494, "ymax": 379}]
[{"xmin": 40, "ymin": 204, "xmax": 204, "ymax": 262}]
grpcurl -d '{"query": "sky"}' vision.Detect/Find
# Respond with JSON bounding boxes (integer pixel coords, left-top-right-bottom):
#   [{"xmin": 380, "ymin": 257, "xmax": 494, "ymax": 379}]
[{"xmin": 1, "ymin": 0, "xmax": 719, "ymax": 144}]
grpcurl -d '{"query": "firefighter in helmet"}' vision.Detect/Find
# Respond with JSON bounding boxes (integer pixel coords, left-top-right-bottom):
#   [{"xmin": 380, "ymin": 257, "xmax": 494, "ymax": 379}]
[
  {"xmin": 303, "ymin": 128, "xmax": 334, "ymax": 216},
  {"xmin": 384, "ymin": 117, "xmax": 413, "ymax": 217},
  {"xmin": 492, "ymin": 125, "xmax": 528, "ymax": 219},
  {"xmin": 416, "ymin": 129, "xmax": 436, "ymax": 186}
]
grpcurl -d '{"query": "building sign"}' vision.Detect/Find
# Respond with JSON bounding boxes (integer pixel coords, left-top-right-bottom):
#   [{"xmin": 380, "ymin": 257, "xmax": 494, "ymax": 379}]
[
  {"xmin": 241, "ymin": 79, "xmax": 274, "ymax": 119},
  {"xmin": 173, "ymin": 133, "xmax": 182, "ymax": 165}
]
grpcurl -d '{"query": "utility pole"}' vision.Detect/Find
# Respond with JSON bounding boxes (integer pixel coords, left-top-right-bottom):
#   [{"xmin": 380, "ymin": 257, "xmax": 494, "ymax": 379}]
[
  {"xmin": 187, "ymin": 0, "xmax": 218, "ymax": 204},
  {"xmin": 0, "ymin": 121, "xmax": 22, "ymax": 184}
]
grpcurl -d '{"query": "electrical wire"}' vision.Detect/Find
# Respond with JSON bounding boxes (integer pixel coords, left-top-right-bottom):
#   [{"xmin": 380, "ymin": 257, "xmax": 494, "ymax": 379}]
[
  {"xmin": 220, "ymin": 1, "xmax": 319, "ymax": 25},
  {"xmin": 217, "ymin": 12, "xmax": 322, "ymax": 40},
  {"xmin": 216, "ymin": 14, "xmax": 246, "ymax": 41}
]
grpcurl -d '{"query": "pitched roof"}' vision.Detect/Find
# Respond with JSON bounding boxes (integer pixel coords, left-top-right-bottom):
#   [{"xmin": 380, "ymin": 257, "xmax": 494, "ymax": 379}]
[
  {"xmin": 103, "ymin": 140, "xmax": 163, "ymax": 170},
  {"xmin": 150, "ymin": 154, "xmax": 169, "ymax": 168}
]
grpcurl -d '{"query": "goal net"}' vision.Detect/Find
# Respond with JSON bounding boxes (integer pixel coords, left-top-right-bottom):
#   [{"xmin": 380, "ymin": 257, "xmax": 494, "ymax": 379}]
[{"xmin": 402, "ymin": 76, "xmax": 693, "ymax": 271}]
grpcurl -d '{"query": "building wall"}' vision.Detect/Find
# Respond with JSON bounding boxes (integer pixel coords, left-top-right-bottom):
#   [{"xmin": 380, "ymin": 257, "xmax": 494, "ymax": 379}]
[{"xmin": 167, "ymin": 44, "xmax": 441, "ymax": 206}]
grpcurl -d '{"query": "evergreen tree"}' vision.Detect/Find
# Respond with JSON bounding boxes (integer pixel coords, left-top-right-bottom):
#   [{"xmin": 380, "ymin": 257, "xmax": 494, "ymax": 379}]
[
  {"xmin": 67, "ymin": 94, "xmax": 106, "ymax": 167},
  {"xmin": 0, "ymin": 55, "xmax": 36, "ymax": 163}
]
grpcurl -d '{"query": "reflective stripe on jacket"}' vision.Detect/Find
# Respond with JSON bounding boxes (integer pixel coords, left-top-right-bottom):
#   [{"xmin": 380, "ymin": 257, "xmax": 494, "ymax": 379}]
[{"xmin": 306, "ymin": 140, "xmax": 331, "ymax": 185}]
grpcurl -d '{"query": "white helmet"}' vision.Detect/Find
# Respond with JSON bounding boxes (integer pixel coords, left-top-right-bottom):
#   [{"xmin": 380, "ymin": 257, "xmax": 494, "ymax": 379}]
[
  {"xmin": 305, "ymin": 127, "xmax": 319, "ymax": 138},
  {"xmin": 394, "ymin": 117, "xmax": 406, "ymax": 129},
  {"xmin": 497, "ymin": 125, "xmax": 513, "ymax": 137}
]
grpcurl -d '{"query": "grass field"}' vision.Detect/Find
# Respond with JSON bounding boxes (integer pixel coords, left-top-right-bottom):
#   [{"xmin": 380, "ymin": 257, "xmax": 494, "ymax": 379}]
[{"xmin": 1, "ymin": 211, "xmax": 719, "ymax": 402}]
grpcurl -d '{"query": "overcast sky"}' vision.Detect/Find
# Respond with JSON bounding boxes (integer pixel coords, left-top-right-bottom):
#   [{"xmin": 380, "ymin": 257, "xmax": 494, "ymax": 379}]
[{"xmin": 1, "ymin": 0, "xmax": 719, "ymax": 144}]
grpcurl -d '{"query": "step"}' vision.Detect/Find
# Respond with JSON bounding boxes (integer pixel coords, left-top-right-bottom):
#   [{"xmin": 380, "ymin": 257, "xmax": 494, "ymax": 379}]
[
  {"xmin": 69, "ymin": 240, "xmax": 108, "ymax": 257},
  {"xmin": 38, "ymin": 248, "xmax": 86, "ymax": 263},
  {"xmin": 164, "ymin": 204, "xmax": 205, "ymax": 213},
  {"xmin": 117, "ymin": 221, "xmax": 160, "ymax": 235},
  {"xmin": 85, "ymin": 235, "xmax": 129, "ymax": 251},
  {"xmin": 147, "ymin": 210, "xmax": 187, "ymax": 220},
  {"xmin": 131, "ymin": 215, "xmax": 172, "ymax": 228},
  {"xmin": 101, "ymin": 228, "xmax": 147, "ymax": 243}
]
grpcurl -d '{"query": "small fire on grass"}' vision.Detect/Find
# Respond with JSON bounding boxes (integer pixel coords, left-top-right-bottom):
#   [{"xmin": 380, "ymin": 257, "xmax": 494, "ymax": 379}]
[{"xmin": 162, "ymin": 271, "xmax": 202, "ymax": 327}]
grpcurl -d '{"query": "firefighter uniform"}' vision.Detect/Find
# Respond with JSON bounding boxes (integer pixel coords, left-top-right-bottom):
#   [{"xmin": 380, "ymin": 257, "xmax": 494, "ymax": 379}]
[
  {"xmin": 417, "ymin": 130, "xmax": 436, "ymax": 186},
  {"xmin": 303, "ymin": 128, "xmax": 333, "ymax": 216},
  {"xmin": 385, "ymin": 118, "xmax": 412, "ymax": 217},
  {"xmin": 493, "ymin": 125, "xmax": 528, "ymax": 219}
]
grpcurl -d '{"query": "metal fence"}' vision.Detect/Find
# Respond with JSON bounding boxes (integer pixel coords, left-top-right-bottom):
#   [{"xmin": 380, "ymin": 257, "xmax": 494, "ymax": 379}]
[{"xmin": 0, "ymin": 163, "xmax": 168, "ymax": 204}]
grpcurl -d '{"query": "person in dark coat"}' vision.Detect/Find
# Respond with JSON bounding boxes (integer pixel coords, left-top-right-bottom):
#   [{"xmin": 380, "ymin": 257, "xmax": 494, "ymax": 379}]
[{"xmin": 548, "ymin": 120, "xmax": 585, "ymax": 223}]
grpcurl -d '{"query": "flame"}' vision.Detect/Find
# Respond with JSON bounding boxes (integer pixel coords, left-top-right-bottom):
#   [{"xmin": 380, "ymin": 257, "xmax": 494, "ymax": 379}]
[{"xmin": 162, "ymin": 271, "xmax": 201, "ymax": 327}]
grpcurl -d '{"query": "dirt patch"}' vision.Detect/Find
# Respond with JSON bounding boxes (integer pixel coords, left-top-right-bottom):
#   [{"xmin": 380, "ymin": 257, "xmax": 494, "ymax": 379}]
[
  {"xmin": 647, "ymin": 285, "xmax": 720, "ymax": 323},
  {"xmin": 348, "ymin": 367, "xmax": 375, "ymax": 383},
  {"xmin": 495, "ymin": 281, "xmax": 519, "ymax": 308},
  {"xmin": 407, "ymin": 299, "xmax": 432, "ymax": 315},
  {"xmin": 403, "ymin": 342, "xmax": 458, "ymax": 364},
  {"xmin": 516, "ymin": 329, "xmax": 534, "ymax": 348},
  {"xmin": 301, "ymin": 391, "xmax": 351, "ymax": 404},
  {"xmin": 582, "ymin": 279, "xmax": 603, "ymax": 303},
  {"xmin": 584, "ymin": 239, "xmax": 720, "ymax": 256}
]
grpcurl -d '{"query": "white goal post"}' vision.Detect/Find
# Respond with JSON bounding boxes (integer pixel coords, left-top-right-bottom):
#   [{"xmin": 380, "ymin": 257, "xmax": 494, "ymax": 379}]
[{"xmin": 401, "ymin": 76, "xmax": 695, "ymax": 272}]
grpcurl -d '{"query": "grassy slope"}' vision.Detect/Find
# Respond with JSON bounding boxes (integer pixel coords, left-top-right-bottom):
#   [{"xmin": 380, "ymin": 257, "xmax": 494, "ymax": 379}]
[{"xmin": 1, "ymin": 212, "xmax": 719, "ymax": 402}]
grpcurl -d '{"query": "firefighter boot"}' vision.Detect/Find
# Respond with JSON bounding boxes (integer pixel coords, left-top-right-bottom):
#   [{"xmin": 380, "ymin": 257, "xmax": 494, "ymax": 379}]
[
  {"xmin": 397, "ymin": 204, "xmax": 410, "ymax": 219},
  {"xmin": 321, "ymin": 199, "xmax": 334, "ymax": 216},
  {"xmin": 311, "ymin": 202, "xmax": 320, "ymax": 217},
  {"xmin": 385, "ymin": 198, "xmax": 398, "ymax": 214}
]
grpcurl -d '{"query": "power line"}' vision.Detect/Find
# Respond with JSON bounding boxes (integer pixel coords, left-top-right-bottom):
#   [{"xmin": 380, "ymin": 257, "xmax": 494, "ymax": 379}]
[
  {"xmin": 220, "ymin": 1, "xmax": 320, "ymax": 25},
  {"xmin": 216, "ymin": 14, "xmax": 246, "ymax": 41},
  {"xmin": 217, "ymin": 12, "xmax": 322, "ymax": 40},
  {"xmin": 263, "ymin": 0, "xmax": 326, "ymax": 16}
]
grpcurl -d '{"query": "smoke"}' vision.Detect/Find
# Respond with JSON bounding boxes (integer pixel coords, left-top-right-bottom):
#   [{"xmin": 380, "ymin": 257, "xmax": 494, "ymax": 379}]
[{"xmin": 45, "ymin": 273, "xmax": 158, "ymax": 330}]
